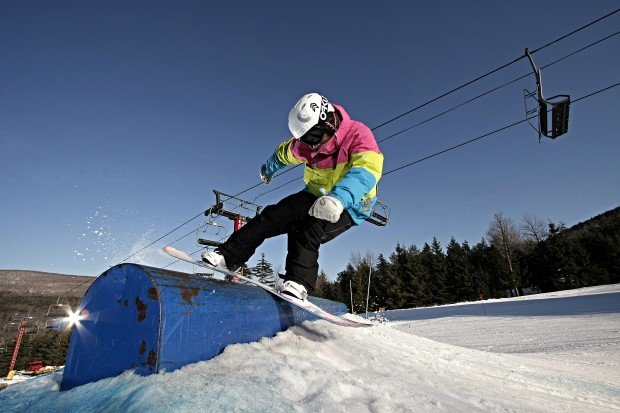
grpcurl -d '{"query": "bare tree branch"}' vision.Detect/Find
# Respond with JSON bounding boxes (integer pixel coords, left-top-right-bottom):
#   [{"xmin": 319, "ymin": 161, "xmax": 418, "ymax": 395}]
[
  {"xmin": 486, "ymin": 212, "xmax": 523, "ymax": 295},
  {"xmin": 521, "ymin": 213, "xmax": 549, "ymax": 243}
]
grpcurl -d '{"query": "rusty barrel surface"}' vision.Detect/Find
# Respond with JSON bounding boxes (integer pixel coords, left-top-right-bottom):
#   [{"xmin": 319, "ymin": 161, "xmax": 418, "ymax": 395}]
[{"xmin": 60, "ymin": 264, "xmax": 347, "ymax": 391}]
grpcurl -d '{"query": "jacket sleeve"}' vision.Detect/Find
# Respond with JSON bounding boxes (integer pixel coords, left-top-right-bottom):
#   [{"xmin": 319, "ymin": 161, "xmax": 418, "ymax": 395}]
[
  {"xmin": 263, "ymin": 138, "xmax": 304, "ymax": 176},
  {"xmin": 330, "ymin": 127, "xmax": 383, "ymax": 209}
]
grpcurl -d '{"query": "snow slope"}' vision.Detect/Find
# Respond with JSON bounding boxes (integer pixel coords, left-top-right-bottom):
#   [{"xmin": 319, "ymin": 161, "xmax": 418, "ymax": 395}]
[{"xmin": 1, "ymin": 285, "xmax": 618, "ymax": 413}]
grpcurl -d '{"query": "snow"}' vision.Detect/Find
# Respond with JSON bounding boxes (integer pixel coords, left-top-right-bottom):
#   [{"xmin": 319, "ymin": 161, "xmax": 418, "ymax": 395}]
[{"xmin": 1, "ymin": 285, "xmax": 618, "ymax": 412}]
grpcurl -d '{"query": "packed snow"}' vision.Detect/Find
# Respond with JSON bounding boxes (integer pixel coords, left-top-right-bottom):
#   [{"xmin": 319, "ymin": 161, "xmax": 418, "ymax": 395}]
[{"xmin": 1, "ymin": 285, "xmax": 618, "ymax": 412}]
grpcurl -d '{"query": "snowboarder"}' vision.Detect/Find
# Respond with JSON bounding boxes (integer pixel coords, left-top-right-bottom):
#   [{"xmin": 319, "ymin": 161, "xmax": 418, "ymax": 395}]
[{"xmin": 202, "ymin": 93, "xmax": 383, "ymax": 300}]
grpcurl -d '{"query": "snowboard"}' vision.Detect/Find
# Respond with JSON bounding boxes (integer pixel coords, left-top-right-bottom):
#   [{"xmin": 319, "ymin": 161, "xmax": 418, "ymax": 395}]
[{"xmin": 163, "ymin": 246, "xmax": 372, "ymax": 328}]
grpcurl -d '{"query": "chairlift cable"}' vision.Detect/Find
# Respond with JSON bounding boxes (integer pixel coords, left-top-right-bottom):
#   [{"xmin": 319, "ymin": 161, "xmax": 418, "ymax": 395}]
[
  {"xmin": 528, "ymin": 8, "xmax": 619, "ymax": 55},
  {"xmin": 260, "ymin": 28, "xmax": 619, "ymax": 187},
  {"xmin": 160, "ymin": 82, "xmax": 619, "ymax": 270},
  {"xmin": 382, "ymin": 82, "xmax": 620, "ymax": 177},
  {"xmin": 96, "ymin": 11, "xmax": 619, "ymax": 278},
  {"xmin": 135, "ymin": 201, "xmax": 245, "ymax": 264},
  {"xmin": 378, "ymin": 30, "xmax": 619, "ymax": 145},
  {"xmin": 250, "ymin": 30, "xmax": 620, "ymax": 195},
  {"xmin": 370, "ymin": 8, "xmax": 619, "ymax": 131}
]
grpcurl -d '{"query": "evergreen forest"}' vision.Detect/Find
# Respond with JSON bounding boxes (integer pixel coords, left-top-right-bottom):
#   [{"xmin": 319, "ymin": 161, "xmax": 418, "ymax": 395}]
[{"xmin": 314, "ymin": 207, "xmax": 620, "ymax": 313}]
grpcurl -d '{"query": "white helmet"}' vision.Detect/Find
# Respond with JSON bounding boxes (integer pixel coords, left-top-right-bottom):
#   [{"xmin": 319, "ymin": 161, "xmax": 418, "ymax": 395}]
[{"xmin": 288, "ymin": 93, "xmax": 334, "ymax": 139}]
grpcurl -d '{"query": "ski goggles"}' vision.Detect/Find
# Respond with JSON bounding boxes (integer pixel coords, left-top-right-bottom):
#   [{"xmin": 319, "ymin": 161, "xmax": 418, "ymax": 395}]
[{"xmin": 299, "ymin": 123, "xmax": 326, "ymax": 146}]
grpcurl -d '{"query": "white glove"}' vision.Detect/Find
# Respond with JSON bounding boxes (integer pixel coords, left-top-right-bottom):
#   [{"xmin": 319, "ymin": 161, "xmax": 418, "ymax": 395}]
[
  {"xmin": 308, "ymin": 196, "xmax": 344, "ymax": 223},
  {"xmin": 259, "ymin": 164, "xmax": 272, "ymax": 185}
]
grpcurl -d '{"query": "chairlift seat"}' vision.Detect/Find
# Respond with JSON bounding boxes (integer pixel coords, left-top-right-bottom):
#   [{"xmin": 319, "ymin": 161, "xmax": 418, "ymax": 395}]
[
  {"xmin": 197, "ymin": 238, "xmax": 223, "ymax": 248},
  {"xmin": 524, "ymin": 49, "xmax": 570, "ymax": 141},
  {"xmin": 365, "ymin": 211, "xmax": 389, "ymax": 227},
  {"xmin": 364, "ymin": 199, "xmax": 390, "ymax": 227}
]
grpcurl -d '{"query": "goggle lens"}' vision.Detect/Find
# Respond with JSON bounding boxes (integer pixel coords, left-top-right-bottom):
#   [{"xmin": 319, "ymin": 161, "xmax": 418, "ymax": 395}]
[{"xmin": 300, "ymin": 125, "xmax": 324, "ymax": 145}]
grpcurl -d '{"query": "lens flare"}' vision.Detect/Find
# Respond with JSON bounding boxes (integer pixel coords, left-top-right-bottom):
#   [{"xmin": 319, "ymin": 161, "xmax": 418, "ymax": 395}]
[{"xmin": 67, "ymin": 309, "xmax": 87, "ymax": 327}]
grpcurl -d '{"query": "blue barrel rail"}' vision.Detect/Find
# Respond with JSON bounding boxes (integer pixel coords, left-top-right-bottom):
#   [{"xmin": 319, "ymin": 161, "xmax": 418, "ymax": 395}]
[{"xmin": 60, "ymin": 264, "xmax": 347, "ymax": 391}]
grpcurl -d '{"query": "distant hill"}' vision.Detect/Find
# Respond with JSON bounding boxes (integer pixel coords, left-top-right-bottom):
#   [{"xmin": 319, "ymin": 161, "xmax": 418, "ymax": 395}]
[
  {"xmin": 561, "ymin": 206, "xmax": 620, "ymax": 238},
  {"xmin": 0, "ymin": 270, "xmax": 94, "ymax": 297},
  {"xmin": 0, "ymin": 269, "xmax": 94, "ymax": 326},
  {"xmin": 0, "ymin": 270, "xmax": 96, "ymax": 371},
  {"xmin": 0, "ymin": 270, "xmax": 94, "ymax": 342}
]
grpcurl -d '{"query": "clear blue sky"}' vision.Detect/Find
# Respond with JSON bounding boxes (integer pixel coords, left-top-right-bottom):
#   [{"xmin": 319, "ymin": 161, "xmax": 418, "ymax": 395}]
[{"xmin": 1, "ymin": 1, "xmax": 619, "ymax": 278}]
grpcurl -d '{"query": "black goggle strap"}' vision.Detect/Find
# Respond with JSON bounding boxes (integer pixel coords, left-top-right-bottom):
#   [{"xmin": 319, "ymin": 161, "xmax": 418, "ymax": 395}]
[{"xmin": 323, "ymin": 111, "xmax": 340, "ymax": 136}]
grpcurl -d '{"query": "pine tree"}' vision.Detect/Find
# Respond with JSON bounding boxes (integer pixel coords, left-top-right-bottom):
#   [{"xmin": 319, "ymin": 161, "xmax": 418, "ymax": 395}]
[
  {"xmin": 445, "ymin": 237, "xmax": 475, "ymax": 302},
  {"xmin": 315, "ymin": 270, "xmax": 339, "ymax": 301},
  {"xmin": 372, "ymin": 254, "xmax": 393, "ymax": 310},
  {"xmin": 418, "ymin": 240, "xmax": 448, "ymax": 305},
  {"xmin": 249, "ymin": 254, "xmax": 276, "ymax": 286},
  {"xmin": 470, "ymin": 238, "xmax": 504, "ymax": 299},
  {"xmin": 380, "ymin": 244, "xmax": 431, "ymax": 308},
  {"xmin": 429, "ymin": 238, "xmax": 448, "ymax": 303}
]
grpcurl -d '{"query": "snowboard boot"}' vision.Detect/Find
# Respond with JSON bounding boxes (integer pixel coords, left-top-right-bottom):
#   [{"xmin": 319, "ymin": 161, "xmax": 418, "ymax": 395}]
[
  {"xmin": 279, "ymin": 280, "xmax": 308, "ymax": 301},
  {"xmin": 201, "ymin": 250, "xmax": 227, "ymax": 270}
]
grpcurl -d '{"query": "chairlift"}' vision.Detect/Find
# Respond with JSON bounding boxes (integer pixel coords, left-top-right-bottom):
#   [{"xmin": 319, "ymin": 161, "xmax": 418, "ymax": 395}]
[
  {"xmin": 199, "ymin": 219, "xmax": 228, "ymax": 238},
  {"xmin": 198, "ymin": 189, "xmax": 262, "ymax": 246},
  {"xmin": 24, "ymin": 324, "xmax": 39, "ymax": 334},
  {"xmin": 208, "ymin": 189, "xmax": 262, "ymax": 224},
  {"xmin": 3, "ymin": 322, "xmax": 20, "ymax": 333},
  {"xmin": 523, "ymin": 48, "xmax": 570, "ymax": 142},
  {"xmin": 197, "ymin": 221, "xmax": 228, "ymax": 249},
  {"xmin": 45, "ymin": 318, "xmax": 68, "ymax": 331},
  {"xmin": 9, "ymin": 313, "xmax": 27, "ymax": 323},
  {"xmin": 47, "ymin": 298, "xmax": 72, "ymax": 318},
  {"xmin": 365, "ymin": 199, "xmax": 390, "ymax": 227},
  {"xmin": 23, "ymin": 316, "xmax": 39, "ymax": 326}
]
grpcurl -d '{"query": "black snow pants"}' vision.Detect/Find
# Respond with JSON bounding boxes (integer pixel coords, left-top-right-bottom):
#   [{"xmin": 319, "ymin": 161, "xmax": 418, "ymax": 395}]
[{"xmin": 217, "ymin": 190, "xmax": 354, "ymax": 292}]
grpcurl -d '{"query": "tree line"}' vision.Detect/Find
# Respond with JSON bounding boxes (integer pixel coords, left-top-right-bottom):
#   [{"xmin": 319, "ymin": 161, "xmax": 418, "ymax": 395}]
[
  {"xmin": 313, "ymin": 207, "xmax": 619, "ymax": 312},
  {"xmin": 0, "ymin": 330, "xmax": 72, "ymax": 374}
]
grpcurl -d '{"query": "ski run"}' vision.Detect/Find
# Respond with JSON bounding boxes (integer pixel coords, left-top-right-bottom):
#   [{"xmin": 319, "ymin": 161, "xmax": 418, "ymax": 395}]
[{"xmin": 1, "ymin": 284, "xmax": 618, "ymax": 412}]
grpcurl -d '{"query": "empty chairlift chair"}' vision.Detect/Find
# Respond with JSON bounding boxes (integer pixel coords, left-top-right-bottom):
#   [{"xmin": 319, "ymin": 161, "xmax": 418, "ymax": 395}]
[
  {"xmin": 47, "ymin": 300, "xmax": 72, "ymax": 318},
  {"xmin": 523, "ymin": 48, "xmax": 570, "ymax": 142}
]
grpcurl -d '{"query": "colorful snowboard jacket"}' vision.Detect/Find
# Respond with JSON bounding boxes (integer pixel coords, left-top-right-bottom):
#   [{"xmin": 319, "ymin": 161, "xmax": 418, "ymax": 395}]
[{"xmin": 263, "ymin": 104, "xmax": 383, "ymax": 225}]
